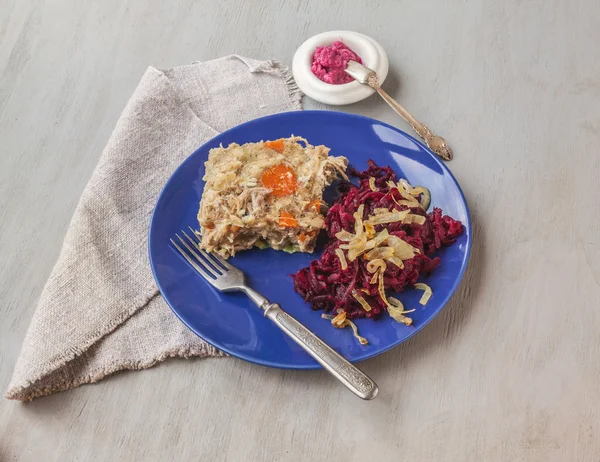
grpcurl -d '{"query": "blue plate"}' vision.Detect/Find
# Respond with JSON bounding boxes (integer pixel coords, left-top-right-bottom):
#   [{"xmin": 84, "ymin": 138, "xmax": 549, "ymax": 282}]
[{"xmin": 149, "ymin": 111, "xmax": 471, "ymax": 369}]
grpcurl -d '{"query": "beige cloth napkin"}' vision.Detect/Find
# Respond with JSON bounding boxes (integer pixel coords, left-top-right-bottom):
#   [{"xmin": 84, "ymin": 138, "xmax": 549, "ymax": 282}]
[{"xmin": 6, "ymin": 55, "xmax": 302, "ymax": 401}]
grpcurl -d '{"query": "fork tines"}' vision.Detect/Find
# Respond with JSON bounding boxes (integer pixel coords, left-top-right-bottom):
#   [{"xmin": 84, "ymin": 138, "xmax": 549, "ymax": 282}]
[{"xmin": 170, "ymin": 228, "xmax": 231, "ymax": 280}]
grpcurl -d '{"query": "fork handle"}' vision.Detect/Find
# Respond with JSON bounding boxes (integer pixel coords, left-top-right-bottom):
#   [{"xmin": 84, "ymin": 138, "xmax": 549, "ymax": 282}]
[{"xmin": 263, "ymin": 303, "xmax": 379, "ymax": 400}]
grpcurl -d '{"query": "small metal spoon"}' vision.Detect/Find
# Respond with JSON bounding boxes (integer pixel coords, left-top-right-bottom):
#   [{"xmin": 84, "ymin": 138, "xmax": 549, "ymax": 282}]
[{"xmin": 345, "ymin": 60, "xmax": 453, "ymax": 161}]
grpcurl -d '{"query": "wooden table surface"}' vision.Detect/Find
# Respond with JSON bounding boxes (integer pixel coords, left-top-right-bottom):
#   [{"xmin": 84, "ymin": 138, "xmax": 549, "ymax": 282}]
[{"xmin": 2, "ymin": 1, "xmax": 599, "ymax": 460}]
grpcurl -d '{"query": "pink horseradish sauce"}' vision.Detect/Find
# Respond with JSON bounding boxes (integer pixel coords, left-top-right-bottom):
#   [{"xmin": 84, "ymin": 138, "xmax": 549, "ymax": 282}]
[{"xmin": 311, "ymin": 41, "xmax": 363, "ymax": 84}]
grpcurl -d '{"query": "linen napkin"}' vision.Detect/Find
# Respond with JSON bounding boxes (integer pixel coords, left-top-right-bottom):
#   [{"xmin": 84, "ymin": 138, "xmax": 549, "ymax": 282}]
[{"xmin": 6, "ymin": 55, "xmax": 302, "ymax": 401}]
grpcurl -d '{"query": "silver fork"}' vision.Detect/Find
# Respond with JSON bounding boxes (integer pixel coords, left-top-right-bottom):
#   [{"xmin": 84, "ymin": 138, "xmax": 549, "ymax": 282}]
[{"xmin": 171, "ymin": 229, "xmax": 379, "ymax": 400}]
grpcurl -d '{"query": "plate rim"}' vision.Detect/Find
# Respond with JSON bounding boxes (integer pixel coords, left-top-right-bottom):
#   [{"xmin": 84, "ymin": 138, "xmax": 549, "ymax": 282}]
[{"xmin": 149, "ymin": 110, "xmax": 472, "ymax": 370}]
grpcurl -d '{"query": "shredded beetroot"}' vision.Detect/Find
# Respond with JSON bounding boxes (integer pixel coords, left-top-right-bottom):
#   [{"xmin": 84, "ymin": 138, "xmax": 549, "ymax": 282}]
[{"xmin": 292, "ymin": 160, "xmax": 464, "ymax": 320}]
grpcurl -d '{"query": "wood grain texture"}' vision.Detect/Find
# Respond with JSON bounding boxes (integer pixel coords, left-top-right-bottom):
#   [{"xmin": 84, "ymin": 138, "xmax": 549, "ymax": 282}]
[{"xmin": 1, "ymin": 0, "xmax": 599, "ymax": 460}]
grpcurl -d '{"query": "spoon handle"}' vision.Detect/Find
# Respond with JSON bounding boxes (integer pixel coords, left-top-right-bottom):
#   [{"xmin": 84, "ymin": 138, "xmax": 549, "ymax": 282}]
[{"xmin": 374, "ymin": 86, "xmax": 453, "ymax": 161}]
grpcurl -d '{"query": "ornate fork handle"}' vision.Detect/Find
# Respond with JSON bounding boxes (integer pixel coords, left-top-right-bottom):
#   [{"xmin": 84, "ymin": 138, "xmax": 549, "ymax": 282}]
[
  {"xmin": 263, "ymin": 303, "xmax": 378, "ymax": 400},
  {"xmin": 367, "ymin": 76, "xmax": 453, "ymax": 161}
]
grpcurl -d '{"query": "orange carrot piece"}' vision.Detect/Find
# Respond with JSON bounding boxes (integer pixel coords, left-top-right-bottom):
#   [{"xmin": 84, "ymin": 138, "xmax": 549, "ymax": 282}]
[
  {"xmin": 279, "ymin": 210, "xmax": 298, "ymax": 228},
  {"xmin": 264, "ymin": 139, "xmax": 285, "ymax": 153},
  {"xmin": 306, "ymin": 200, "xmax": 323, "ymax": 212},
  {"xmin": 260, "ymin": 163, "xmax": 298, "ymax": 197}
]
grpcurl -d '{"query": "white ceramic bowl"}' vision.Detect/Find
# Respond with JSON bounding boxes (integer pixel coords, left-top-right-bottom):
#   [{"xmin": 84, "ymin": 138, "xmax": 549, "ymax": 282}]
[{"xmin": 292, "ymin": 30, "xmax": 389, "ymax": 106}]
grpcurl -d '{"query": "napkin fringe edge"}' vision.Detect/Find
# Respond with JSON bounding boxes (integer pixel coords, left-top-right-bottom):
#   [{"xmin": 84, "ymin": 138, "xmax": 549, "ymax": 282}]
[
  {"xmin": 233, "ymin": 55, "xmax": 302, "ymax": 111},
  {"xmin": 5, "ymin": 288, "xmax": 162, "ymax": 401},
  {"xmin": 6, "ymin": 343, "xmax": 225, "ymax": 401},
  {"xmin": 266, "ymin": 58, "xmax": 303, "ymax": 111}
]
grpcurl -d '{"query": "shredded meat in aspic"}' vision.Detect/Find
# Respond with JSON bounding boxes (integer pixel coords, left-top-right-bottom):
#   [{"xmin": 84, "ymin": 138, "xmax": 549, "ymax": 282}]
[{"xmin": 198, "ymin": 136, "xmax": 348, "ymax": 258}]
